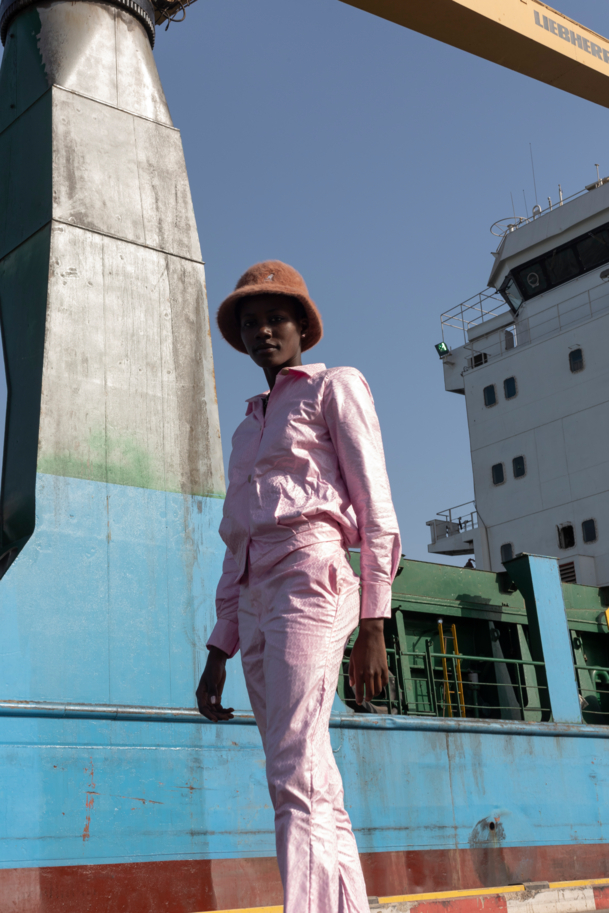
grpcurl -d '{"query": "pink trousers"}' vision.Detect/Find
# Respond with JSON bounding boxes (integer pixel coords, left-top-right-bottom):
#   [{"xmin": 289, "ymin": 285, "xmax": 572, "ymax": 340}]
[{"xmin": 238, "ymin": 541, "xmax": 370, "ymax": 913}]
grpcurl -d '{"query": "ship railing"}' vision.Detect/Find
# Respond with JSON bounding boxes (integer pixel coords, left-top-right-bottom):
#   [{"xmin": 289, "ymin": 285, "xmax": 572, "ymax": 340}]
[
  {"xmin": 339, "ymin": 647, "xmax": 550, "ymax": 721},
  {"xmin": 427, "ymin": 501, "xmax": 477, "ymax": 544},
  {"xmin": 443, "ymin": 275, "xmax": 609, "ymax": 366},
  {"xmin": 437, "ymin": 501, "xmax": 477, "ymax": 531},
  {"xmin": 490, "ymin": 178, "xmax": 609, "ymax": 240},
  {"xmin": 574, "ymin": 663, "xmax": 609, "ymax": 722},
  {"xmin": 440, "ymin": 288, "xmax": 509, "ymax": 348}
]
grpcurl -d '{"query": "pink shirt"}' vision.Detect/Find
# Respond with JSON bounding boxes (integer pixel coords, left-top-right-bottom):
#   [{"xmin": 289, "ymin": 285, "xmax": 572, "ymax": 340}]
[{"xmin": 207, "ymin": 364, "xmax": 401, "ymax": 658}]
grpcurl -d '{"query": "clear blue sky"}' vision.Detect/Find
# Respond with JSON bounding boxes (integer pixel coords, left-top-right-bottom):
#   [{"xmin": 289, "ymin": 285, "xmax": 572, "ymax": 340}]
[{"xmin": 1, "ymin": 0, "xmax": 608, "ymax": 564}]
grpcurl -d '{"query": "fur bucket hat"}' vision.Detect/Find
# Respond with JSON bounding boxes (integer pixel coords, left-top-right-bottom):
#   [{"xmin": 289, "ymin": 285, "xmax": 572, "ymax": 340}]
[{"xmin": 216, "ymin": 260, "xmax": 323, "ymax": 354}]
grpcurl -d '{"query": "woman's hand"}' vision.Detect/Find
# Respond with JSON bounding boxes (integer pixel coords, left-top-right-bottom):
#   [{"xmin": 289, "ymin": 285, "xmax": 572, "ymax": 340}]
[
  {"xmin": 348, "ymin": 618, "xmax": 389, "ymax": 705},
  {"xmin": 196, "ymin": 646, "xmax": 235, "ymax": 722}
]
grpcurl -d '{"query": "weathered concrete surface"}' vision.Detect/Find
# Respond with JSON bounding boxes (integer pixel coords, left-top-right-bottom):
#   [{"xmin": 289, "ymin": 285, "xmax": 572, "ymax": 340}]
[
  {"xmin": 0, "ymin": 3, "xmax": 170, "ymax": 130},
  {"xmin": 0, "ymin": 1, "xmax": 224, "ymax": 567},
  {"xmin": 51, "ymin": 86, "xmax": 199, "ymax": 256},
  {"xmin": 38, "ymin": 222, "xmax": 219, "ymax": 494}
]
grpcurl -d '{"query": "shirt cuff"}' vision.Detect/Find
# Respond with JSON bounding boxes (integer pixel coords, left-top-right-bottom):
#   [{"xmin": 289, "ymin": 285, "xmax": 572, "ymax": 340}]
[
  {"xmin": 360, "ymin": 582, "xmax": 393, "ymax": 619},
  {"xmin": 207, "ymin": 619, "xmax": 240, "ymax": 658}
]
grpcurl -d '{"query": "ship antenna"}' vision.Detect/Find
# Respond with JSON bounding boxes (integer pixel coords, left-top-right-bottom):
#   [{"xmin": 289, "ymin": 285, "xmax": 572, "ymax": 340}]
[
  {"xmin": 523, "ymin": 189, "xmax": 529, "ymax": 215},
  {"xmin": 510, "ymin": 192, "xmax": 516, "ymax": 219},
  {"xmin": 529, "ymin": 142, "xmax": 539, "ymax": 205},
  {"xmin": 596, "ymin": 163, "xmax": 601, "ymax": 185}
]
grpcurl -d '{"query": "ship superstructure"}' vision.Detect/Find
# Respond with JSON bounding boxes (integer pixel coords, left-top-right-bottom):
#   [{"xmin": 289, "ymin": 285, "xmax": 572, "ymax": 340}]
[{"xmin": 428, "ymin": 178, "xmax": 609, "ymax": 586}]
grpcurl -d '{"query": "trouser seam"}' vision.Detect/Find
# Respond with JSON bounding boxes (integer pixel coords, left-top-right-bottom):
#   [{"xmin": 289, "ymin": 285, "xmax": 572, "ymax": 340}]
[{"xmin": 306, "ymin": 573, "xmax": 343, "ymax": 913}]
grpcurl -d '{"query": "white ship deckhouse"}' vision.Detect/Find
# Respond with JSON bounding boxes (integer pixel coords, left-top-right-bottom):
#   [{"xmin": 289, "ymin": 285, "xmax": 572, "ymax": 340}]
[{"xmin": 428, "ymin": 178, "xmax": 609, "ymax": 586}]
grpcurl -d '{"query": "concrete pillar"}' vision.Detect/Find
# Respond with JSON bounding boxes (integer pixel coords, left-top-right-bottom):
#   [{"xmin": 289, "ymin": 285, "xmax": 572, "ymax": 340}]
[{"xmin": 0, "ymin": 2, "xmax": 226, "ymax": 708}]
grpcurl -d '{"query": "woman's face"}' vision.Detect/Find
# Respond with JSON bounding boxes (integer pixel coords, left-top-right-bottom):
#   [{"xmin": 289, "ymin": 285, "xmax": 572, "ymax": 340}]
[{"xmin": 239, "ymin": 294, "xmax": 308, "ymax": 370}]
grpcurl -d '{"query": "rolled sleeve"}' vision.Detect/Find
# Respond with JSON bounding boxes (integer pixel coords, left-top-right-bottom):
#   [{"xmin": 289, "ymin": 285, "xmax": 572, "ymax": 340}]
[
  {"xmin": 206, "ymin": 548, "xmax": 241, "ymax": 658},
  {"xmin": 323, "ymin": 370, "xmax": 401, "ymax": 620}
]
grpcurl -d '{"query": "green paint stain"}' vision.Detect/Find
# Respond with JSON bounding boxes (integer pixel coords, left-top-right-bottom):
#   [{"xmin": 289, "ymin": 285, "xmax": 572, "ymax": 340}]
[{"xmin": 38, "ymin": 429, "xmax": 224, "ymax": 499}]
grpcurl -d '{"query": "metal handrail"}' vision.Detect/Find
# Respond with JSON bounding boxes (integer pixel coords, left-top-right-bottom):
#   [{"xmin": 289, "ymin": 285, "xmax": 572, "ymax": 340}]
[
  {"xmin": 440, "ymin": 262, "xmax": 609, "ymax": 359},
  {"xmin": 339, "ymin": 644, "xmax": 549, "ymax": 720}
]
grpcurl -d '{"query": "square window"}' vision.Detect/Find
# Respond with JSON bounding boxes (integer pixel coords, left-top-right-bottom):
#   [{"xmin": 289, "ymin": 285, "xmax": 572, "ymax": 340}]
[
  {"xmin": 582, "ymin": 519, "xmax": 597, "ymax": 543},
  {"xmin": 504, "ymin": 376, "xmax": 517, "ymax": 399},
  {"xmin": 512, "ymin": 456, "xmax": 526, "ymax": 478},
  {"xmin": 569, "ymin": 348, "xmax": 584, "ymax": 373},
  {"xmin": 500, "ymin": 543, "xmax": 514, "ymax": 563},
  {"xmin": 483, "ymin": 385, "xmax": 496, "ymax": 407},
  {"xmin": 492, "ymin": 463, "xmax": 505, "ymax": 485},
  {"xmin": 558, "ymin": 524, "xmax": 575, "ymax": 549}
]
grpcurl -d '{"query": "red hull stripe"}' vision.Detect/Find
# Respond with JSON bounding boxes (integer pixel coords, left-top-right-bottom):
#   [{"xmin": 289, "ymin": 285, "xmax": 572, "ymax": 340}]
[{"xmin": 2, "ymin": 845, "xmax": 609, "ymax": 912}]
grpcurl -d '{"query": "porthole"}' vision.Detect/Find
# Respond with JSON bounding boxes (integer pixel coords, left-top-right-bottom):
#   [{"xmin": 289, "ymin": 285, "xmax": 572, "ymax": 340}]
[
  {"xmin": 484, "ymin": 385, "xmax": 497, "ymax": 407},
  {"xmin": 512, "ymin": 456, "xmax": 526, "ymax": 479},
  {"xmin": 503, "ymin": 376, "xmax": 517, "ymax": 399},
  {"xmin": 569, "ymin": 348, "xmax": 584, "ymax": 373},
  {"xmin": 558, "ymin": 524, "xmax": 575, "ymax": 550},
  {"xmin": 582, "ymin": 519, "xmax": 597, "ymax": 543},
  {"xmin": 500, "ymin": 543, "xmax": 514, "ymax": 563},
  {"xmin": 492, "ymin": 463, "xmax": 505, "ymax": 486}
]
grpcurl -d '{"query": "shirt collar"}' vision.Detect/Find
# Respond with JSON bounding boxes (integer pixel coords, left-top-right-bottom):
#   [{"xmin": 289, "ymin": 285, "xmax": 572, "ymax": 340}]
[{"xmin": 245, "ymin": 364, "xmax": 326, "ymax": 405}]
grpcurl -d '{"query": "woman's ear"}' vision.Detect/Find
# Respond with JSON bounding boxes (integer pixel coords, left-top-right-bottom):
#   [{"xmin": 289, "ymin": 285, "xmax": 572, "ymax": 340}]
[{"xmin": 301, "ymin": 316, "xmax": 309, "ymax": 338}]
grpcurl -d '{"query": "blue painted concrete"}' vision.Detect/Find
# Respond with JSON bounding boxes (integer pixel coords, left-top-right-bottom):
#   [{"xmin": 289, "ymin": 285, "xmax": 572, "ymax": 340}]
[{"xmin": 0, "ymin": 473, "xmax": 251, "ymax": 712}]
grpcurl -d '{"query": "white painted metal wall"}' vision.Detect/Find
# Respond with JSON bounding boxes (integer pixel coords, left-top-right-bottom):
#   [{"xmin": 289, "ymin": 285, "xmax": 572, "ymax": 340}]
[{"xmin": 438, "ymin": 186, "xmax": 609, "ymax": 585}]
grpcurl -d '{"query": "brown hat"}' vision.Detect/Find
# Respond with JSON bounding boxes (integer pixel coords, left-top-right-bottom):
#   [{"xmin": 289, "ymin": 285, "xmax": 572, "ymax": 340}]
[{"xmin": 216, "ymin": 260, "xmax": 323, "ymax": 354}]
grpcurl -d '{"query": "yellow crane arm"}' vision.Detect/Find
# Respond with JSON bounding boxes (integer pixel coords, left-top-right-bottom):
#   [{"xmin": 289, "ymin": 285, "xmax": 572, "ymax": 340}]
[{"xmin": 338, "ymin": 0, "xmax": 609, "ymax": 109}]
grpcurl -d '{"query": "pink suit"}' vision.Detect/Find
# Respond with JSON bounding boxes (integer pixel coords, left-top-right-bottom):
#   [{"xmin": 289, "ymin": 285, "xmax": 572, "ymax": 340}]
[{"xmin": 208, "ymin": 364, "xmax": 401, "ymax": 912}]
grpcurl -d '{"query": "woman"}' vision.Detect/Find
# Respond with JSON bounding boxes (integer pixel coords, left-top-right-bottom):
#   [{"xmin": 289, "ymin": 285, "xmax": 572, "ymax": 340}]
[{"xmin": 196, "ymin": 260, "xmax": 401, "ymax": 913}]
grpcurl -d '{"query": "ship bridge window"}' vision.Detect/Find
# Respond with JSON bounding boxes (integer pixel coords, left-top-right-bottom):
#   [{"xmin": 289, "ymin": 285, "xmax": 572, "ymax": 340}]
[
  {"xmin": 545, "ymin": 247, "xmax": 580, "ymax": 286},
  {"xmin": 515, "ymin": 262, "xmax": 547, "ymax": 297},
  {"xmin": 576, "ymin": 229, "xmax": 609, "ymax": 270},
  {"xmin": 503, "ymin": 276, "xmax": 524, "ymax": 311},
  {"xmin": 503, "ymin": 376, "xmax": 517, "ymax": 399},
  {"xmin": 582, "ymin": 519, "xmax": 597, "ymax": 543},
  {"xmin": 569, "ymin": 348, "xmax": 584, "ymax": 373},
  {"xmin": 500, "ymin": 543, "xmax": 514, "ymax": 563},
  {"xmin": 483, "ymin": 384, "xmax": 497, "ymax": 407},
  {"xmin": 558, "ymin": 524, "xmax": 575, "ymax": 550},
  {"xmin": 492, "ymin": 463, "xmax": 505, "ymax": 485},
  {"xmin": 499, "ymin": 220, "xmax": 609, "ymax": 309},
  {"xmin": 512, "ymin": 456, "xmax": 526, "ymax": 478}
]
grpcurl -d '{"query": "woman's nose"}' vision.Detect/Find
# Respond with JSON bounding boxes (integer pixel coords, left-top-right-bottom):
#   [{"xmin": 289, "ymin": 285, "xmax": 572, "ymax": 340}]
[{"xmin": 256, "ymin": 325, "xmax": 272, "ymax": 338}]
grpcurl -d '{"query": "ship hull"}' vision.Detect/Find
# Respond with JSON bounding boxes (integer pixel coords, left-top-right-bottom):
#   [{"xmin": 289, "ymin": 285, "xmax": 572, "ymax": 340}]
[{"xmin": 1, "ymin": 708, "xmax": 608, "ymax": 911}]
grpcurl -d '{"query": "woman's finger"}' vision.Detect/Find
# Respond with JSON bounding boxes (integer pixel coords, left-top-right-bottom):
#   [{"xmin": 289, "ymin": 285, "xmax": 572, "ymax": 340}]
[{"xmin": 354, "ymin": 674, "xmax": 365, "ymax": 705}]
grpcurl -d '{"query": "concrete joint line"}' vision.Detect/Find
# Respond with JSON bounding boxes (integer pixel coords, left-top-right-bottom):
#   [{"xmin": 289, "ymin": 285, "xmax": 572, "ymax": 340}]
[
  {"xmin": 54, "ymin": 83, "xmax": 180, "ymax": 131},
  {"xmin": 51, "ymin": 218, "xmax": 205, "ymax": 265},
  {"xmin": 0, "ymin": 83, "xmax": 180, "ymax": 142},
  {"xmin": 0, "ymin": 219, "xmax": 206, "ymax": 266}
]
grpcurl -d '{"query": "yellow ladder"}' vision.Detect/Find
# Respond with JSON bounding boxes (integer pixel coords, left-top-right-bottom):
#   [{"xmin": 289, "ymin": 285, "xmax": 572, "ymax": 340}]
[{"xmin": 437, "ymin": 621, "xmax": 466, "ymax": 718}]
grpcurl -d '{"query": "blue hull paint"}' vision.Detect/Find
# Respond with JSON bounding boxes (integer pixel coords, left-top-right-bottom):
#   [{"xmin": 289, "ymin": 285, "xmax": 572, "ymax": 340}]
[{"xmin": 1, "ymin": 712, "xmax": 608, "ymax": 869}]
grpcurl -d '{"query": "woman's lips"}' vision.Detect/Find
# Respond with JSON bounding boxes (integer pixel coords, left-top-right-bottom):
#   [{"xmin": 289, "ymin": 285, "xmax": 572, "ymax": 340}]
[{"xmin": 255, "ymin": 345, "xmax": 278, "ymax": 354}]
